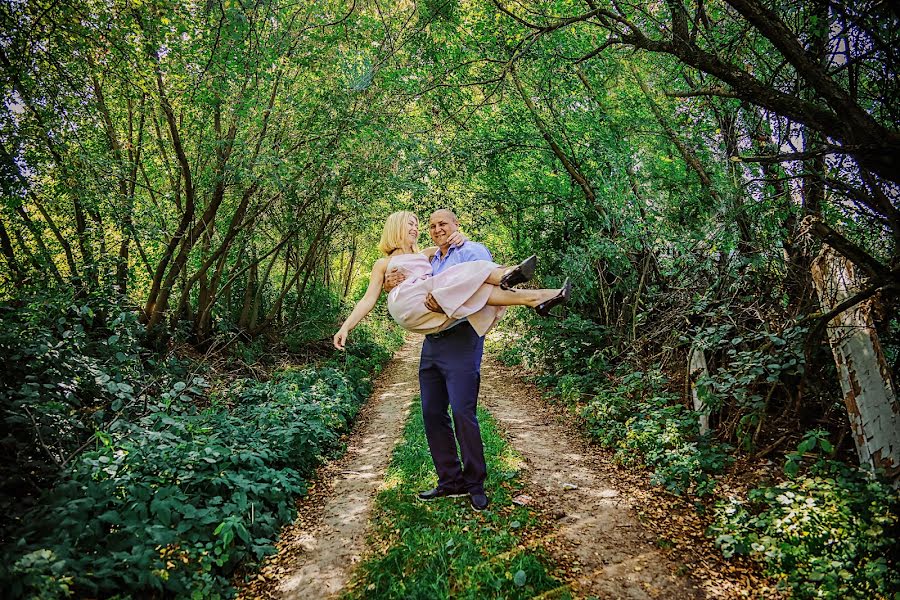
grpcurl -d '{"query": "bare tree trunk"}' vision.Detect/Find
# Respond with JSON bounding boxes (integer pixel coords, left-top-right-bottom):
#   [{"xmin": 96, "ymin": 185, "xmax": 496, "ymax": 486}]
[
  {"xmin": 689, "ymin": 345, "xmax": 712, "ymax": 435},
  {"xmin": 748, "ymin": 110, "xmax": 816, "ymax": 316},
  {"xmin": 118, "ymin": 96, "xmax": 146, "ymax": 294},
  {"xmin": 811, "ymin": 247, "xmax": 900, "ymax": 480},
  {"xmin": 1, "ymin": 139, "xmax": 78, "ymax": 280},
  {"xmin": 343, "ymin": 237, "xmax": 357, "ymax": 298}
]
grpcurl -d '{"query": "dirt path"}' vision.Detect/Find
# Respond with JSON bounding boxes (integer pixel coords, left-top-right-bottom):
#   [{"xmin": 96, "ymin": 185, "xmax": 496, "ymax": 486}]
[
  {"xmin": 240, "ymin": 338, "xmax": 767, "ymax": 599},
  {"xmin": 238, "ymin": 338, "xmax": 421, "ymax": 599},
  {"xmin": 480, "ymin": 358, "xmax": 706, "ymax": 600}
]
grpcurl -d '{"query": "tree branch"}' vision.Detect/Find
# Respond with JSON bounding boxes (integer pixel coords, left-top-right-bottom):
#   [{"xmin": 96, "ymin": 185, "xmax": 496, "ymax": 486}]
[
  {"xmin": 664, "ymin": 87, "xmax": 740, "ymax": 98},
  {"xmin": 801, "ymin": 217, "xmax": 890, "ymax": 281}
]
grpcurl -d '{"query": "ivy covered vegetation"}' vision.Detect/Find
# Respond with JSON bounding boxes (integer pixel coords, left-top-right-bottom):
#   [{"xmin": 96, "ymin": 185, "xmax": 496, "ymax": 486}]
[{"xmin": 1, "ymin": 0, "xmax": 898, "ymax": 598}]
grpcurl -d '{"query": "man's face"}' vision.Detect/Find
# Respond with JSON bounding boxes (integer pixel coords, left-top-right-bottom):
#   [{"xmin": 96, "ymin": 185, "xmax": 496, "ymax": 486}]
[{"xmin": 429, "ymin": 211, "xmax": 458, "ymax": 247}]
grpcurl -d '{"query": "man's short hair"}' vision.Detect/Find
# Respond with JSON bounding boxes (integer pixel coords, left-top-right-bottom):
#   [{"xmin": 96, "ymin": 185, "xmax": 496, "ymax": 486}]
[{"xmin": 431, "ymin": 209, "xmax": 458, "ymax": 223}]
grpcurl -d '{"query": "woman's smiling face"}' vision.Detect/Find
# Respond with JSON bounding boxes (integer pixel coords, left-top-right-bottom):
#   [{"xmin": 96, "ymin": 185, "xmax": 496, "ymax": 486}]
[{"xmin": 406, "ymin": 215, "xmax": 419, "ymax": 246}]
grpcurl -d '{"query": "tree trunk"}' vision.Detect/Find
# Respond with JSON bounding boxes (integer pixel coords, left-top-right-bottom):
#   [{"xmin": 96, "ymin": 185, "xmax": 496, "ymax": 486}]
[
  {"xmin": 811, "ymin": 247, "xmax": 900, "ymax": 480},
  {"xmin": 239, "ymin": 251, "xmax": 259, "ymax": 332},
  {"xmin": 252, "ymin": 219, "xmax": 331, "ymax": 335},
  {"xmin": 195, "ymin": 227, "xmax": 214, "ymax": 341},
  {"xmin": 689, "ymin": 345, "xmax": 712, "ymax": 435},
  {"xmin": 342, "ymin": 237, "xmax": 357, "ymax": 298},
  {"xmin": 0, "ymin": 218, "xmax": 22, "ymax": 281},
  {"xmin": 510, "ymin": 65, "xmax": 602, "ymax": 217},
  {"xmin": 9, "ymin": 204, "xmax": 63, "ymax": 282},
  {"xmin": 142, "ymin": 68, "xmax": 198, "ymax": 327},
  {"xmin": 8, "ymin": 222, "xmax": 53, "ymax": 281},
  {"xmin": 145, "ymin": 99, "xmax": 237, "ymax": 331}
]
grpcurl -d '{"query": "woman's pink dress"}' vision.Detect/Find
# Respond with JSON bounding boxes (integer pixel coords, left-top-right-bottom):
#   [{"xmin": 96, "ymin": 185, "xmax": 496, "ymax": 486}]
[{"xmin": 386, "ymin": 253, "xmax": 507, "ymax": 336}]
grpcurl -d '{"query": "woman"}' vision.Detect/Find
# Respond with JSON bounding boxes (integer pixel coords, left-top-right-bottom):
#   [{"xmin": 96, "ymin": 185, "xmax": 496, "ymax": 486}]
[{"xmin": 333, "ymin": 211, "xmax": 569, "ymax": 350}]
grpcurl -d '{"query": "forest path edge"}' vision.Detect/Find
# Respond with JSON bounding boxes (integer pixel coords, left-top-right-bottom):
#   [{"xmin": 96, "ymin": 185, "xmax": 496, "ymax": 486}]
[{"xmin": 237, "ymin": 337, "xmax": 421, "ymax": 599}]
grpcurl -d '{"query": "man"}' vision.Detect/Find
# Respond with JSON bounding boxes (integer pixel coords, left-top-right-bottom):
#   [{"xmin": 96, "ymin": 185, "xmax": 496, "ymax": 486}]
[{"xmin": 383, "ymin": 209, "xmax": 492, "ymax": 511}]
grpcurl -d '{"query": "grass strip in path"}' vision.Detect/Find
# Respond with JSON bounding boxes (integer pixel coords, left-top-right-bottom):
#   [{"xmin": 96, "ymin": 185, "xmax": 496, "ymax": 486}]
[{"xmin": 344, "ymin": 400, "xmax": 570, "ymax": 600}]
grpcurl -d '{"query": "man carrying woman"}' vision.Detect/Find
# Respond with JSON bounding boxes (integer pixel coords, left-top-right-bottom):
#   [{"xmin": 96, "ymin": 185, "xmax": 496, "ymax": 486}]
[{"xmin": 334, "ymin": 209, "xmax": 569, "ymax": 510}]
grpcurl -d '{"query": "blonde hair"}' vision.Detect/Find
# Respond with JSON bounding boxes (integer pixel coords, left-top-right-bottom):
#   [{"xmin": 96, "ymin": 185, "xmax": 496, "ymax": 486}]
[{"xmin": 378, "ymin": 211, "xmax": 420, "ymax": 255}]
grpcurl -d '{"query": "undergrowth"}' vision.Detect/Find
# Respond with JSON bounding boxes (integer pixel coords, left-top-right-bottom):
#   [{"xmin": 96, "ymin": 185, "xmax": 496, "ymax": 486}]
[
  {"xmin": 0, "ymin": 285, "xmax": 402, "ymax": 598},
  {"xmin": 492, "ymin": 313, "xmax": 728, "ymax": 497},
  {"xmin": 710, "ymin": 454, "xmax": 899, "ymax": 599}
]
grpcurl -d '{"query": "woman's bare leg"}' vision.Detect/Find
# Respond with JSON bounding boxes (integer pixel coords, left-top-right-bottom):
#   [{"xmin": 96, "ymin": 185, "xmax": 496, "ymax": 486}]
[
  {"xmin": 485, "ymin": 286, "xmax": 560, "ymax": 308},
  {"xmin": 486, "ymin": 266, "xmax": 508, "ymax": 286}
]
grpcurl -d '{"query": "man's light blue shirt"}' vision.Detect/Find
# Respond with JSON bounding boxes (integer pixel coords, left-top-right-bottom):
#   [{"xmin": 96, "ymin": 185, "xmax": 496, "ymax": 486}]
[
  {"xmin": 430, "ymin": 241, "xmax": 492, "ymax": 275},
  {"xmin": 429, "ymin": 241, "xmax": 493, "ymax": 332}
]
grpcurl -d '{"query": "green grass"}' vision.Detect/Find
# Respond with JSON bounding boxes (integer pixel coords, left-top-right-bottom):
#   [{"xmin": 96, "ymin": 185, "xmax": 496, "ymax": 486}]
[{"xmin": 344, "ymin": 400, "xmax": 569, "ymax": 600}]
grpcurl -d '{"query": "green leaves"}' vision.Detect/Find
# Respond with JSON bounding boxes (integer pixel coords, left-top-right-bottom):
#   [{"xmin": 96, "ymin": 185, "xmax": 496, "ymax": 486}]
[
  {"xmin": 785, "ymin": 430, "xmax": 835, "ymax": 478},
  {"xmin": 2, "ymin": 348, "xmax": 392, "ymax": 598},
  {"xmin": 213, "ymin": 516, "xmax": 250, "ymax": 548},
  {"xmin": 513, "ymin": 569, "xmax": 527, "ymax": 587},
  {"xmin": 710, "ymin": 461, "xmax": 900, "ymax": 598}
]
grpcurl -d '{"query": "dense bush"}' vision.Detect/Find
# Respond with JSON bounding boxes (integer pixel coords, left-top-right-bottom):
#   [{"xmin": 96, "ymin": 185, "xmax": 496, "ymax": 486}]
[
  {"xmin": 579, "ymin": 369, "xmax": 731, "ymax": 496},
  {"xmin": 1, "ymin": 358, "xmax": 395, "ymax": 598},
  {"xmin": 711, "ymin": 457, "xmax": 899, "ymax": 599},
  {"xmin": 282, "ymin": 283, "xmax": 345, "ymax": 351},
  {"xmin": 0, "ymin": 285, "xmax": 183, "ymax": 527},
  {"xmin": 688, "ymin": 316, "xmax": 811, "ymax": 452}
]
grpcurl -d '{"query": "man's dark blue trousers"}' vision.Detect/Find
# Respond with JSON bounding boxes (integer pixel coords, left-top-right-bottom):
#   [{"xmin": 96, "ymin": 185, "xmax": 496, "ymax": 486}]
[{"xmin": 419, "ymin": 321, "xmax": 487, "ymax": 494}]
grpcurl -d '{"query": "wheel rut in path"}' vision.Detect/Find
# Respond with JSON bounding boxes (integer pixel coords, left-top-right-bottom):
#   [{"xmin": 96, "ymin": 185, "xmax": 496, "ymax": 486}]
[
  {"xmin": 238, "ymin": 337, "xmax": 421, "ymax": 599},
  {"xmin": 480, "ymin": 356, "xmax": 706, "ymax": 600}
]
